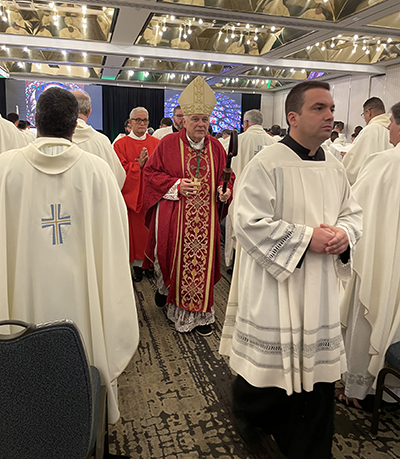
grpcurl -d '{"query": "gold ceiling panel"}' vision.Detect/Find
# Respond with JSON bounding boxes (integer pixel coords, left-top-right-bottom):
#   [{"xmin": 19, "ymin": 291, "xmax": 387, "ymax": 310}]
[
  {"xmin": 368, "ymin": 12, "xmax": 400, "ymax": 30},
  {"xmin": 136, "ymin": 14, "xmax": 309, "ymax": 56},
  {"xmin": 124, "ymin": 57, "xmax": 225, "ymax": 74},
  {"xmin": 1, "ymin": 60, "xmax": 101, "ymax": 78},
  {"xmin": 0, "ymin": 2, "xmax": 116, "ymax": 42},
  {"xmin": 157, "ymin": 0, "xmax": 386, "ymax": 22},
  {"xmin": 286, "ymin": 34, "xmax": 400, "ymax": 64},
  {"xmin": 242, "ymin": 67, "xmax": 327, "ymax": 80},
  {"xmin": 0, "ymin": 46, "xmax": 103, "ymax": 65}
]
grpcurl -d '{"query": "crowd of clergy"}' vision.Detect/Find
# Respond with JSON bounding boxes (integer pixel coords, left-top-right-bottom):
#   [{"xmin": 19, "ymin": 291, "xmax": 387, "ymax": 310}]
[{"xmin": 0, "ymin": 76, "xmax": 400, "ymax": 459}]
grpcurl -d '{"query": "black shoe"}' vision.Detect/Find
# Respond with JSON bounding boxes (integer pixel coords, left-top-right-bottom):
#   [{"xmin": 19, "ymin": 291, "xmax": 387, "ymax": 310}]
[
  {"xmin": 233, "ymin": 419, "xmax": 263, "ymax": 452},
  {"xmin": 195, "ymin": 324, "xmax": 213, "ymax": 336},
  {"xmin": 132, "ymin": 267, "xmax": 143, "ymax": 282},
  {"xmin": 144, "ymin": 269, "xmax": 154, "ymax": 279},
  {"xmin": 155, "ymin": 291, "xmax": 167, "ymax": 308},
  {"xmin": 227, "ymin": 268, "xmax": 233, "ymax": 275}
]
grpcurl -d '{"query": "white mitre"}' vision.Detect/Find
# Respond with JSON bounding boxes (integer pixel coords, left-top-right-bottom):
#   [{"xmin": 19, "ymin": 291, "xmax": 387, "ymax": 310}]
[{"xmin": 178, "ymin": 76, "xmax": 216, "ymax": 116}]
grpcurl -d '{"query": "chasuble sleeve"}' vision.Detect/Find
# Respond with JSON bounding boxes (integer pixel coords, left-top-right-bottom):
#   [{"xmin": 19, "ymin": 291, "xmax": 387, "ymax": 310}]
[
  {"xmin": 233, "ymin": 157, "xmax": 313, "ymax": 283},
  {"xmin": 333, "ymin": 172, "xmax": 363, "ymax": 280}
]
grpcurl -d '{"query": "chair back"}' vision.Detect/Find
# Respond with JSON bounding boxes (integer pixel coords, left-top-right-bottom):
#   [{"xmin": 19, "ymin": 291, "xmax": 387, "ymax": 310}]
[{"xmin": 0, "ymin": 319, "xmax": 95, "ymax": 459}]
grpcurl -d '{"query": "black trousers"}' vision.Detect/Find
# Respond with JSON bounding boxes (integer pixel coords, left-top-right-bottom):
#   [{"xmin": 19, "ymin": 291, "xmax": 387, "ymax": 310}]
[{"xmin": 232, "ymin": 375, "xmax": 335, "ymax": 459}]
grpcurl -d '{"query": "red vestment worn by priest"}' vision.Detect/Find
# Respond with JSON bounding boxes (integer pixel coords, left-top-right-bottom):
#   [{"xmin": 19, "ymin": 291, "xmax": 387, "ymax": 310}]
[
  {"xmin": 114, "ymin": 133, "xmax": 159, "ymax": 262},
  {"xmin": 143, "ymin": 128, "xmax": 234, "ymax": 314}
]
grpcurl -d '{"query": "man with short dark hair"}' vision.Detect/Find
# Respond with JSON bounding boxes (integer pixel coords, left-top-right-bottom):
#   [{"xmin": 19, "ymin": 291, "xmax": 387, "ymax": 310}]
[
  {"xmin": 333, "ymin": 121, "xmax": 347, "ymax": 144},
  {"xmin": 270, "ymin": 124, "xmax": 282, "ymax": 142},
  {"xmin": 6, "ymin": 112, "xmax": 19, "ymax": 126},
  {"xmin": 340, "ymin": 101, "xmax": 400, "ymax": 408},
  {"xmin": 72, "ymin": 90, "xmax": 126, "ymax": 188},
  {"xmin": 343, "ymin": 96, "xmax": 392, "ymax": 184},
  {"xmin": 220, "ymin": 80, "xmax": 362, "ymax": 459},
  {"xmin": 153, "ymin": 105, "xmax": 184, "ymax": 139},
  {"xmin": 0, "ymin": 87, "xmax": 139, "ymax": 424},
  {"xmin": 159, "ymin": 117, "xmax": 173, "ymax": 128}
]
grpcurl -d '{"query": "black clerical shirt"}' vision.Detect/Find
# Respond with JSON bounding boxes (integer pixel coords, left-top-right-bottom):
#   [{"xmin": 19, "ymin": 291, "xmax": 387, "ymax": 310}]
[
  {"xmin": 279, "ymin": 134, "xmax": 325, "ymax": 161},
  {"xmin": 279, "ymin": 135, "xmax": 349, "ymax": 265}
]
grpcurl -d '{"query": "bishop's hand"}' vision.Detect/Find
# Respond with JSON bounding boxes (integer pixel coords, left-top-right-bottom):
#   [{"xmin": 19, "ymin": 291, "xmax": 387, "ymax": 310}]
[
  {"xmin": 180, "ymin": 178, "xmax": 198, "ymax": 198},
  {"xmin": 217, "ymin": 186, "xmax": 231, "ymax": 203}
]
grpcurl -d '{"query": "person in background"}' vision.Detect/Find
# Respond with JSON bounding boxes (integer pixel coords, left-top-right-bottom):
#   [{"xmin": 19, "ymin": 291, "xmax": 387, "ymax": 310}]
[{"xmin": 152, "ymin": 106, "xmax": 184, "ymax": 140}]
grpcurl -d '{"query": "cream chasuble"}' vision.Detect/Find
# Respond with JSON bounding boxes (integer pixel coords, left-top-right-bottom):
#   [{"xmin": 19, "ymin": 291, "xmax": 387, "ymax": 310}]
[
  {"xmin": 73, "ymin": 118, "xmax": 126, "ymax": 189},
  {"xmin": 225, "ymin": 125, "xmax": 275, "ymax": 266},
  {"xmin": 0, "ymin": 115, "xmax": 29, "ymax": 153},
  {"xmin": 343, "ymin": 113, "xmax": 392, "ymax": 185},
  {"xmin": 341, "ymin": 146, "xmax": 400, "ymax": 398},
  {"xmin": 0, "ymin": 138, "xmax": 139, "ymax": 423},
  {"xmin": 220, "ymin": 143, "xmax": 362, "ymax": 395}
]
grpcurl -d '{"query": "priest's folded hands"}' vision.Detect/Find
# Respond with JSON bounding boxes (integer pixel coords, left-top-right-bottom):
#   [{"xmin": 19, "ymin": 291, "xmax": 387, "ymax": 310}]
[{"xmin": 309, "ymin": 223, "xmax": 349, "ymax": 255}]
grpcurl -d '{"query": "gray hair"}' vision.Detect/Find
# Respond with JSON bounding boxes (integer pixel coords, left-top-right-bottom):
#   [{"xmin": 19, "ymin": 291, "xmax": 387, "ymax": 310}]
[
  {"xmin": 391, "ymin": 102, "xmax": 400, "ymax": 125},
  {"xmin": 244, "ymin": 109, "xmax": 263, "ymax": 126},
  {"xmin": 72, "ymin": 90, "xmax": 91, "ymax": 116},
  {"xmin": 130, "ymin": 106, "xmax": 149, "ymax": 119}
]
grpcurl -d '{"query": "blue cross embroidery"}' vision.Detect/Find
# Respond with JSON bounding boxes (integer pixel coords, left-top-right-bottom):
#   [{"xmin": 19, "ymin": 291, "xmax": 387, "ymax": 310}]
[{"xmin": 41, "ymin": 204, "xmax": 71, "ymax": 245}]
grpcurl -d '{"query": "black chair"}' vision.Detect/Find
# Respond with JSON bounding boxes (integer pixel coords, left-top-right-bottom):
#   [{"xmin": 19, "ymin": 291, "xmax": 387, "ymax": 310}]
[
  {"xmin": 0, "ymin": 319, "xmax": 108, "ymax": 459},
  {"xmin": 371, "ymin": 341, "xmax": 400, "ymax": 436}
]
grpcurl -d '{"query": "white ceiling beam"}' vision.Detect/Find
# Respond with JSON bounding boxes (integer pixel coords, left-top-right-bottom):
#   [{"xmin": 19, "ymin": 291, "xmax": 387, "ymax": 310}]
[
  {"xmin": 0, "ymin": 34, "xmax": 384, "ymax": 75},
  {"xmin": 102, "ymin": 5, "xmax": 154, "ymax": 80}
]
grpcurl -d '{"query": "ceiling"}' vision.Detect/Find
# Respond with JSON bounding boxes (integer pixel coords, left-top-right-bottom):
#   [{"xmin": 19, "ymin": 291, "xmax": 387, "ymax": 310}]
[{"xmin": 1, "ymin": 0, "xmax": 400, "ymax": 92}]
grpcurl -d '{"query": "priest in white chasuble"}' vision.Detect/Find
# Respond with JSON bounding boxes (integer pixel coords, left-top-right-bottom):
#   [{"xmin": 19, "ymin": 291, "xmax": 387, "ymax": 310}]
[
  {"xmin": 225, "ymin": 109, "xmax": 275, "ymax": 267},
  {"xmin": 71, "ymin": 90, "xmax": 126, "ymax": 189},
  {"xmin": 0, "ymin": 114, "xmax": 29, "ymax": 153},
  {"xmin": 0, "ymin": 87, "xmax": 139, "ymax": 424},
  {"xmin": 143, "ymin": 76, "xmax": 234, "ymax": 337},
  {"xmin": 343, "ymin": 97, "xmax": 392, "ymax": 185},
  {"xmin": 340, "ymin": 102, "xmax": 400, "ymax": 408},
  {"xmin": 219, "ymin": 81, "xmax": 362, "ymax": 459}
]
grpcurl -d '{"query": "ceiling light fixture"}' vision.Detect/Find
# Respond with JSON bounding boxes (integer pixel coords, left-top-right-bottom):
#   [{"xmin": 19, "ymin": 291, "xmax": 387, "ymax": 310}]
[
  {"xmin": 271, "ymin": 26, "xmax": 276, "ymax": 32},
  {"xmin": 170, "ymin": 15, "xmax": 175, "ymax": 21},
  {"xmin": 67, "ymin": 65, "xmax": 71, "ymax": 71}
]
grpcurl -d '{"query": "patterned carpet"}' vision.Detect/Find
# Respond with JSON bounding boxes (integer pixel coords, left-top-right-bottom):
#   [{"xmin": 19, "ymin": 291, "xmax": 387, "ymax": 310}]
[{"xmin": 109, "ymin": 269, "xmax": 400, "ymax": 459}]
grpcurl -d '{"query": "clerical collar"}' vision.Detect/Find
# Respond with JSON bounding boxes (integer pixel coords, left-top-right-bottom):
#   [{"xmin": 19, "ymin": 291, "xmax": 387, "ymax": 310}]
[
  {"xmin": 280, "ymin": 135, "xmax": 325, "ymax": 161},
  {"xmin": 172, "ymin": 124, "xmax": 179, "ymax": 133},
  {"xmin": 128, "ymin": 131, "xmax": 147, "ymax": 141},
  {"xmin": 186, "ymin": 132, "xmax": 205, "ymax": 151},
  {"xmin": 33, "ymin": 137, "xmax": 72, "ymax": 156}
]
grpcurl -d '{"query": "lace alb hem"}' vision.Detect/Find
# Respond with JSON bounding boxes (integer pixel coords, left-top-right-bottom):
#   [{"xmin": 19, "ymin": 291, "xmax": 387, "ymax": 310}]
[{"xmin": 167, "ymin": 304, "xmax": 215, "ymax": 332}]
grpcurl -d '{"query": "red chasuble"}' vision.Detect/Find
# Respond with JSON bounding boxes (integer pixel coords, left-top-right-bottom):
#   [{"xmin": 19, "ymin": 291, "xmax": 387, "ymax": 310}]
[
  {"xmin": 114, "ymin": 133, "xmax": 159, "ymax": 261},
  {"xmin": 143, "ymin": 129, "xmax": 234, "ymax": 313}
]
